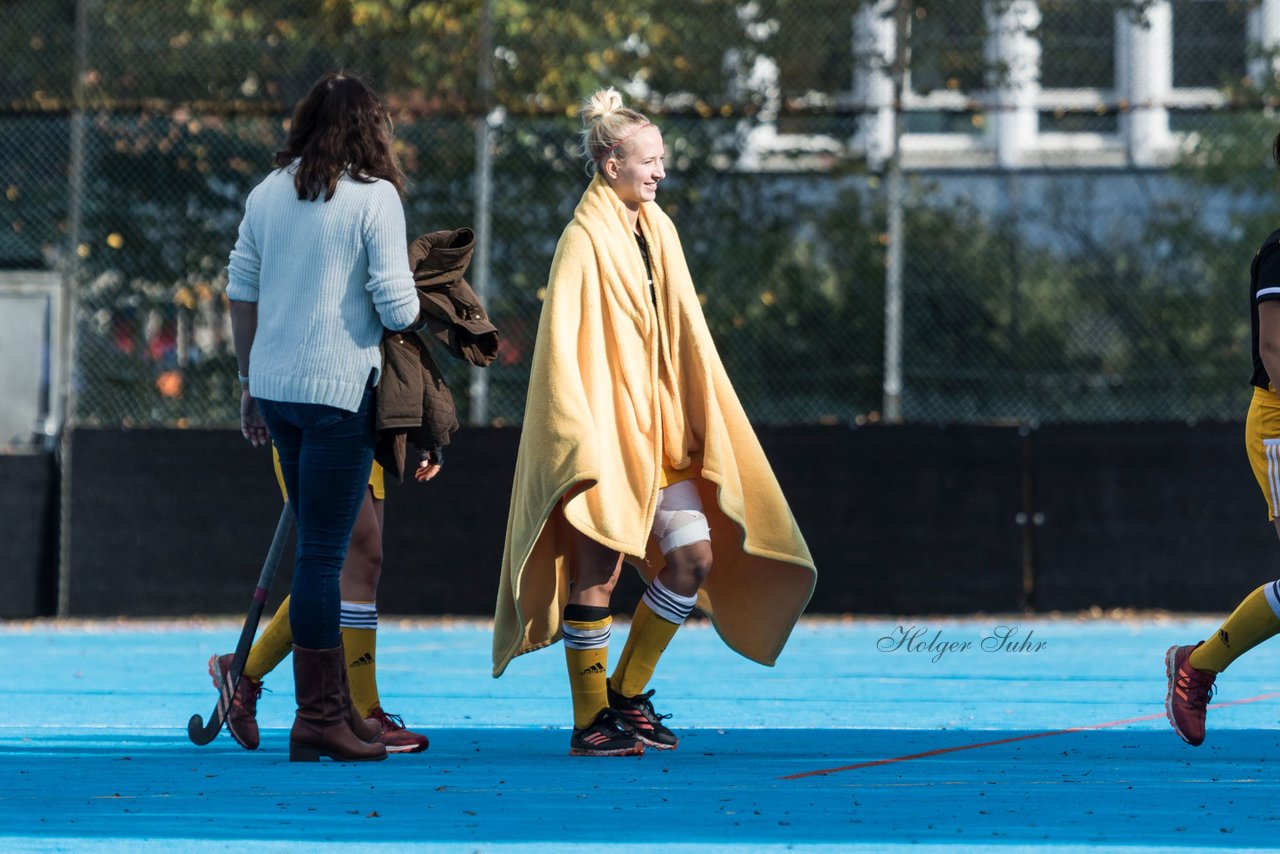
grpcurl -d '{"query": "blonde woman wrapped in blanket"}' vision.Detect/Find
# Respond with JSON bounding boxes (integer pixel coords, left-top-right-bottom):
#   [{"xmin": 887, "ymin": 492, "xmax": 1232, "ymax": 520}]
[{"xmin": 493, "ymin": 88, "xmax": 817, "ymax": 757}]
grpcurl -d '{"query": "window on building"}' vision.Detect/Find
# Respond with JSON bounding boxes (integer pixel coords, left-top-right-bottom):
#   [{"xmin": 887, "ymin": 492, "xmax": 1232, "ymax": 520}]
[
  {"xmin": 1172, "ymin": 0, "xmax": 1248, "ymax": 89},
  {"xmin": 907, "ymin": 0, "xmax": 985, "ymax": 136},
  {"xmin": 772, "ymin": 0, "xmax": 854, "ymax": 135},
  {"xmin": 772, "ymin": 0, "xmax": 854, "ymax": 100},
  {"xmin": 1039, "ymin": 0, "xmax": 1116, "ymax": 90},
  {"xmin": 910, "ymin": 0, "xmax": 986, "ymax": 94},
  {"xmin": 1038, "ymin": 0, "xmax": 1118, "ymax": 135}
]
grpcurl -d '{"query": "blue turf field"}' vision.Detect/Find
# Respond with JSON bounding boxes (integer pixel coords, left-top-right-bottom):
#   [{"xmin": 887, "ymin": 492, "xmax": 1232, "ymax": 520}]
[{"xmin": 3, "ymin": 615, "xmax": 1280, "ymax": 851}]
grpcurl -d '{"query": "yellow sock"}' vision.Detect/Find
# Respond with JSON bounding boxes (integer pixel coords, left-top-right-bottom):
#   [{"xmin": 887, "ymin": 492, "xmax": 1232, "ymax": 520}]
[
  {"xmin": 1190, "ymin": 585, "xmax": 1280, "ymax": 673},
  {"xmin": 341, "ymin": 624, "xmax": 380, "ymax": 719},
  {"xmin": 243, "ymin": 595, "xmax": 293, "ymax": 681},
  {"xmin": 564, "ymin": 614, "xmax": 611, "ymax": 729},
  {"xmin": 610, "ymin": 599, "xmax": 681, "ymax": 698}
]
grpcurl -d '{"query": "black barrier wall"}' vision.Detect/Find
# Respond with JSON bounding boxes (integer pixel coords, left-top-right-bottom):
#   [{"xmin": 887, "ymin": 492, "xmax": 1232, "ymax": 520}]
[
  {"xmin": 1032, "ymin": 422, "xmax": 1275, "ymax": 612},
  {"xmin": 0, "ymin": 452, "xmax": 56, "ymax": 618},
  {"xmin": 766, "ymin": 424, "xmax": 1026, "ymax": 613},
  {"xmin": 64, "ymin": 429, "xmax": 290, "ymax": 617},
  {"xmin": 3, "ymin": 422, "xmax": 1271, "ymax": 619}
]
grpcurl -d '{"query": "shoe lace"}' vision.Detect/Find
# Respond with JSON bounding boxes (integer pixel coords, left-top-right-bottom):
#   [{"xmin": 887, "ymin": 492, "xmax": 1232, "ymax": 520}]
[
  {"xmin": 234, "ymin": 677, "xmax": 263, "ymax": 712},
  {"xmin": 597, "ymin": 708, "xmax": 634, "ymax": 734},
  {"xmin": 634, "ymin": 689, "xmax": 672, "ymax": 723},
  {"xmin": 1178, "ymin": 666, "xmax": 1217, "ymax": 708},
  {"xmin": 369, "ymin": 707, "xmax": 406, "ymax": 730}
]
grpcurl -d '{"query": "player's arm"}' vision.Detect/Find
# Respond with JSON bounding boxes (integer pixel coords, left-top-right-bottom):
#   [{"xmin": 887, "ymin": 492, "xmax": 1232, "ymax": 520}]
[
  {"xmin": 414, "ymin": 447, "xmax": 442, "ymax": 483},
  {"xmin": 1260, "ymin": 301, "xmax": 1280, "ymax": 389},
  {"xmin": 230, "ymin": 298, "xmax": 256, "ymax": 380},
  {"xmin": 230, "ymin": 299, "xmax": 269, "ymax": 448},
  {"xmin": 1258, "ymin": 240, "xmax": 1280, "ymax": 389}
]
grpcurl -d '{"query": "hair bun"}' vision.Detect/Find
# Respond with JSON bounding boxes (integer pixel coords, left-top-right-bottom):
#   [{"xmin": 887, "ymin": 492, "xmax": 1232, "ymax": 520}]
[
  {"xmin": 582, "ymin": 87, "xmax": 625, "ymax": 127},
  {"xmin": 575, "ymin": 87, "xmax": 651, "ymax": 175}
]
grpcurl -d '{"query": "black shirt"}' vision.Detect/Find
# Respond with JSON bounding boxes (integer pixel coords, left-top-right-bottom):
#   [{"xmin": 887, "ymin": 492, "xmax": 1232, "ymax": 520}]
[
  {"xmin": 635, "ymin": 229, "xmax": 657, "ymax": 310},
  {"xmin": 1251, "ymin": 229, "xmax": 1280, "ymax": 389}
]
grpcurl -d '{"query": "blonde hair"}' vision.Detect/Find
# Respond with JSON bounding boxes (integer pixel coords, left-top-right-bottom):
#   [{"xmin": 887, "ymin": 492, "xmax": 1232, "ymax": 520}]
[{"xmin": 578, "ymin": 87, "xmax": 652, "ymax": 175}]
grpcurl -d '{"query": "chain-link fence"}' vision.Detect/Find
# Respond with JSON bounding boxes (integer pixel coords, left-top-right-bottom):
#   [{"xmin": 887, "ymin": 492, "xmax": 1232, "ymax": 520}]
[{"xmin": 4, "ymin": 0, "xmax": 1280, "ymax": 437}]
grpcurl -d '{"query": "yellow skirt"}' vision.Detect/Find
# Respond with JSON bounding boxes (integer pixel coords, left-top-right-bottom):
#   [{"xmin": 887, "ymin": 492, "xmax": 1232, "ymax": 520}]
[{"xmin": 1245, "ymin": 385, "xmax": 1280, "ymax": 521}]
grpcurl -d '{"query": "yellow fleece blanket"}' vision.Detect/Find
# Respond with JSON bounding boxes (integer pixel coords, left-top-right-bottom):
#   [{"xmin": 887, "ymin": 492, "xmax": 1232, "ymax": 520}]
[{"xmin": 492, "ymin": 175, "xmax": 816, "ymax": 676}]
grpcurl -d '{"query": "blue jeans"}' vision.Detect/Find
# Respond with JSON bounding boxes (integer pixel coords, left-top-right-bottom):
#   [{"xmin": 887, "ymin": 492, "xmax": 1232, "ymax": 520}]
[{"xmin": 257, "ymin": 386, "xmax": 375, "ymax": 650}]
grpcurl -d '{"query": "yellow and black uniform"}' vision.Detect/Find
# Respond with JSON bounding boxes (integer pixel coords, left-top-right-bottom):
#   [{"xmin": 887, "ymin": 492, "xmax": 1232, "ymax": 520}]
[
  {"xmin": 1247, "ymin": 229, "xmax": 1280, "ymax": 521},
  {"xmin": 1185, "ymin": 228, "xmax": 1280, "ymax": 676}
]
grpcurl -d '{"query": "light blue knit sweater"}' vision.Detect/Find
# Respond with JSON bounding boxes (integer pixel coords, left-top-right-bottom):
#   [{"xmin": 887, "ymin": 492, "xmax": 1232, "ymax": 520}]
[{"xmin": 226, "ymin": 164, "xmax": 419, "ymax": 412}]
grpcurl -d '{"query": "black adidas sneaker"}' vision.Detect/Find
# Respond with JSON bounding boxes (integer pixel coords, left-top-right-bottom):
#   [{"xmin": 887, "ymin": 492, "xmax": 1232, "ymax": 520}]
[
  {"xmin": 607, "ymin": 687, "xmax": 678, "ymax": 749},
  {"xmin": 569, "ymin": 707, "xmax": 645, "ymax": 757}
]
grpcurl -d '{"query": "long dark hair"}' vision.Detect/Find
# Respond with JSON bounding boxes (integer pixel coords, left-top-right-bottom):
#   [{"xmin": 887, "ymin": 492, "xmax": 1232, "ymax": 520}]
[{"xmin": 274, "ymin": 72, "xmax": 405, "ymax": 202}]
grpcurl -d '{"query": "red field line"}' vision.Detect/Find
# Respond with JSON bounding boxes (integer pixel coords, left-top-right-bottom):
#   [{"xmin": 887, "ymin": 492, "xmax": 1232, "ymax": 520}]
[{"xmin": 781, "ymin": 692, "xmax": 1280, "ymax": 780}]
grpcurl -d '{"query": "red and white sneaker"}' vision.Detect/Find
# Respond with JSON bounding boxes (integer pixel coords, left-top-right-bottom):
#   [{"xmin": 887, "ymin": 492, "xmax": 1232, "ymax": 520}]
[
  {"xmin": 209, "ymin": 653, "xmax": 263, "ymax": 751},
  {"xmin": 364, "ymin": 706, "xmax": 429, "ymax": 753},
  {"xmin": 1165, "ymin": 642, "xmax": 1217, "ymax": 746}
]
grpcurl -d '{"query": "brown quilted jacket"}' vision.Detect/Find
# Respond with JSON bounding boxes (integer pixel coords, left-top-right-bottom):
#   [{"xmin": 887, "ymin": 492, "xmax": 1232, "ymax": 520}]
[{"xmin": 374, "ymin": 228, "xmax": 499, "ymax": 480}]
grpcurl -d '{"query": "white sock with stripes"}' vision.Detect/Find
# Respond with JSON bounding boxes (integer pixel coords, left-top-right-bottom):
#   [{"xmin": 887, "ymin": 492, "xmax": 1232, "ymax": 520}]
[
  {"xmin": 340, "ymin": 600, "xmax": 378, "ymax": 630},
  {"xmin": 562, "ymin": 618, "xmax": 612, "ymax": 649},
  {"xmin": 642, "ymin": 576, "xmax": 698, "ymax": 625}
]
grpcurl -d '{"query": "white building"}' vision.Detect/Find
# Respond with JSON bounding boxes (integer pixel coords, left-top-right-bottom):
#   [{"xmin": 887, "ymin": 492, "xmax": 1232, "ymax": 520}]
[{"xmin": 748, "ymin": 0, "xmax": 1280, "ymax": 170}]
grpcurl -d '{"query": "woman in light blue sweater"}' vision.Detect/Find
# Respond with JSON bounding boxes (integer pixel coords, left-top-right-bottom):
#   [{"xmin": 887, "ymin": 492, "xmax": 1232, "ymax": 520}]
[{"xmin": 227, "ymin": 72, "xmax": 421, "ymax": 763}]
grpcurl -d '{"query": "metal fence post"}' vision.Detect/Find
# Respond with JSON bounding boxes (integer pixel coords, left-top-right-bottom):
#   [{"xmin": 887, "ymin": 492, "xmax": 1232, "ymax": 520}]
[
  {"xmin": 882, "ymin": 0, "xmax": 910, "ymax": 422},
  {"xmin": 62, "ymin": 0, "xmax": 88, "ymax": 439},
  {"xmin": 57, "ymin": 0, "xmax": 92, "ymax": 617},
  {"xmin": 468, "ymin": 0, "xmax": 495, "ymax": 427}
]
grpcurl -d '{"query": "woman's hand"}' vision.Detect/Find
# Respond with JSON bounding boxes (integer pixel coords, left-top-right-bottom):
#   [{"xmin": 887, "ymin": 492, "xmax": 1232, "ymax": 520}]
[
  {"xmin": 414, "ymin": 448, "xmax": 443, "ymax": 482},
  {"xmin": 240, "ymin": 390, "xmax": 270, "ymax": 448}
]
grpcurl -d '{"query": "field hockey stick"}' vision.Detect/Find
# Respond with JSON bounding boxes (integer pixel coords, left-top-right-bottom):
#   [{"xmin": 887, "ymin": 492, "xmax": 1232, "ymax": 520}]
[{"xmin": 187, "ymin": 503, "xmax": 295, "ymax": 746}]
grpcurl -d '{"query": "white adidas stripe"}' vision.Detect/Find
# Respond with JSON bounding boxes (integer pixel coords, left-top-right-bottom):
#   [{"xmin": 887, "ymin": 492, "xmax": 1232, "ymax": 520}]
[{"xmin": 1267, "ymin": 440, "xmax": 1280, "ymax": 521}]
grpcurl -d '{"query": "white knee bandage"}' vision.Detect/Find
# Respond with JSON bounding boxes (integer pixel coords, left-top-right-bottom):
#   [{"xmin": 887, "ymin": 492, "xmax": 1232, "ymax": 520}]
[{"xmin": 652, "ymin": 480, "xmax": 711, "ymax": 555}]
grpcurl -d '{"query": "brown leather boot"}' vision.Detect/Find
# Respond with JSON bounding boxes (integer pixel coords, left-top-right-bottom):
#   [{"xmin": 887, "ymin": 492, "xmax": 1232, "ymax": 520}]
[
  {"xmin": 289, "ymin": 645, "xmax": 387, "ymax": 762},
  {"xmin": 339, "ymin": 642, "xmax": 382, "ymax": 745}
]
